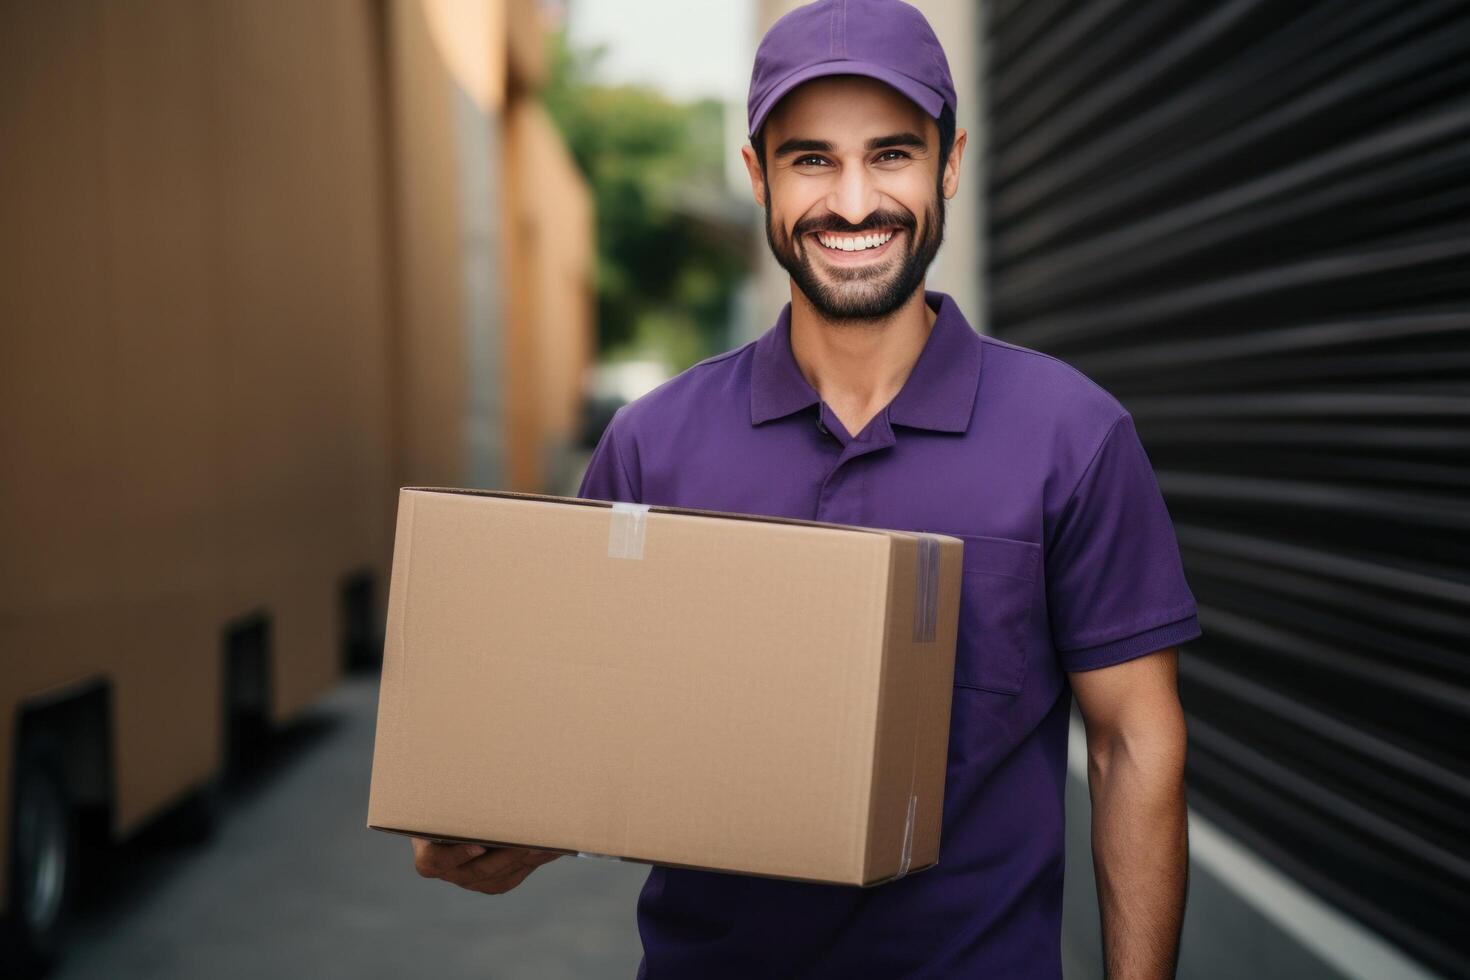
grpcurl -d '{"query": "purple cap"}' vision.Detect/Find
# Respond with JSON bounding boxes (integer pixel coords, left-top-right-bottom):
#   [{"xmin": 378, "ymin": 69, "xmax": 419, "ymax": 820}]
[{"xmin": 747, "ymin": 0, "xmax": 957, "ymax": 140}]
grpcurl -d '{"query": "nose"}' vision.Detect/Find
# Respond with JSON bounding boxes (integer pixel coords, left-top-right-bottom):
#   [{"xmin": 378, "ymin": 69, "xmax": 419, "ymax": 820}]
[{"xmin": 826, "ymin": 161, "xmax": 882, "ymax": 227}]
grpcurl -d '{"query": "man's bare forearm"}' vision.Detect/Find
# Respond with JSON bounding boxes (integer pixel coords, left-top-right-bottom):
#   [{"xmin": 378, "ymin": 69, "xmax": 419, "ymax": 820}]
[{"xmin": 1088, "ymin": 724, "xmax": 1188, "ymax": 979}]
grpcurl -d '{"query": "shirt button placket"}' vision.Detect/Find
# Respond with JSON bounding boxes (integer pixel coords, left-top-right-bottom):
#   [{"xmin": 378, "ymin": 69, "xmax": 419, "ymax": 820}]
[
  {"xmin": 814, "ymin": 402, "xmax": 846, "ymax": 521},
  {"xmin": 816, "ymin": 408, "xmax": 896, "ymax": 524}
]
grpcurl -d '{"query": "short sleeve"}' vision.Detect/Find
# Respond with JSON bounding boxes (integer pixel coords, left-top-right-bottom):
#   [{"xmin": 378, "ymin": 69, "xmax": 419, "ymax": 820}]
[
  {"xmin": 576, "ymin": 406, "xmax": 642, "ymax": 503},
  {"xmin": 1047, "ymin": 412, "xmax": 1201, "ymax": 672}
]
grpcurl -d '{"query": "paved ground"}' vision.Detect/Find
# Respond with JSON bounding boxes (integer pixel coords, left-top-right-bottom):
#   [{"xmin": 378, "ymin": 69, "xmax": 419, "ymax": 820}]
[
  {"xmin": 55, "ymin": 674, "xmax": 649, "ymax": 980},
  {"xmin": 44, "ymin": 674, "xmax": 1113, "ymax": 980}
]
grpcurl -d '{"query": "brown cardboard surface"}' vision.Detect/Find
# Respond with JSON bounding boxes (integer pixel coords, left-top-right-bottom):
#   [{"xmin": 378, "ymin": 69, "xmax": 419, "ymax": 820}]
[{"xmin": 367, "ymin": 488, "xmax": 962, "ymax": 886}]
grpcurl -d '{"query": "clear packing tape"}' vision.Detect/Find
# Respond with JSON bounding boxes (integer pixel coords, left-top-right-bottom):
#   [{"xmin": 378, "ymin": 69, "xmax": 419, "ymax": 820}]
[
  {"xmin": 892, "ymin": 532, "xmax": 941, "ymax": 882},
  {"xmin": 607, "ymin": 501, "xmax": 651, "ymax": 559},
  {"xmin": 894, "ymin": 793, "xmax": 918, "ymax": 880},
  {"xmin": 599, "ymin": 505, "xmax": 938, "ymax": 883},
  {"xmin": 587, "ymin": 503, "xmax": 645, "ymax": 858},
  {"xmin": 912, "ymin": 532, "xmax": 939, "ymax": 644}
]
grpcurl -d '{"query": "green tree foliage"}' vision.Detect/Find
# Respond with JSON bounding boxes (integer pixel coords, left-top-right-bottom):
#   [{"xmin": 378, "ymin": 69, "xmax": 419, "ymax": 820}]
[{"xmin": 541, "ymin": 28, "xmax": 749, "ymax": 369}]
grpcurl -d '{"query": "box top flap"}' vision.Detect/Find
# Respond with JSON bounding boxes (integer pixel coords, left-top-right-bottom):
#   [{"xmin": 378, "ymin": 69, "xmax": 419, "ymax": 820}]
[{"xmin": 401, "ymin": 486, "xmax": 962, "ymax": 543}]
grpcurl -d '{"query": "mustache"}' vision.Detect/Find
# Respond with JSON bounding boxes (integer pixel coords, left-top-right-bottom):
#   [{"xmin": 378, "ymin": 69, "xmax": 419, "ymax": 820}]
[{"xmin": 794, "ymin": 210, "xmax": 916, "ymax": 237}]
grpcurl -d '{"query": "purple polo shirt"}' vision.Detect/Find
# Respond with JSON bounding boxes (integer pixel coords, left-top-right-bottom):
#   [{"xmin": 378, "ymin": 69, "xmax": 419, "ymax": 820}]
[{"xmin": 577, "ymin": 290, "xmax": 1202, "ymax": 979}]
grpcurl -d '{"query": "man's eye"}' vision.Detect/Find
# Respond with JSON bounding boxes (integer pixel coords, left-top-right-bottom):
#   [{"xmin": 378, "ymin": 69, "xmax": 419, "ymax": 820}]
[{"xmin": 792, "ymin": 151, "xmax": 909, "ymax": 167}]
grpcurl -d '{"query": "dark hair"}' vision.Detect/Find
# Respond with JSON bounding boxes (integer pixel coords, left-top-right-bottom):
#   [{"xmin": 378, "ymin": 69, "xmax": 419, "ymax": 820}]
[{"xmin": 750, "ymin": 101, "xmax": 957, "ymax": 194}]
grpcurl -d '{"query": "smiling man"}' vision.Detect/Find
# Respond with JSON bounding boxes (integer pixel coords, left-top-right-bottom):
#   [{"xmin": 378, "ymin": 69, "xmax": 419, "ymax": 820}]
[
  {"xmin": 412, "ymin": 1, "xmax": 1201, "ymax": 978},
  {"xmin": 756, "ymin": 86, "xmax": 948, "ymax": 329}
]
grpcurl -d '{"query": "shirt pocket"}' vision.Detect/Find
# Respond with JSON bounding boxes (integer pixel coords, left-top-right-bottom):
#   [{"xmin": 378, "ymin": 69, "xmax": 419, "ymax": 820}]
[{"xmin": 951, "ymin": 533, "xmax": 1041, "ymax": 695}]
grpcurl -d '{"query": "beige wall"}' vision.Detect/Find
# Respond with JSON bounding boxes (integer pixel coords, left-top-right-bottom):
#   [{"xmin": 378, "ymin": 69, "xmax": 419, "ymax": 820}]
[
  {"xmin": 408, "ymin": 0, "xmax": 592, "ymax": 493},
  {"xmin": 502, "ymin": 99, "xmax": 596, "ymax": 492},
  {"xmin": 750, "ymin": 0, "xmax": 981, "ymax": 330},
  {"xmin": 0, "ymin": 0, "xmax": 592, "ymax": 911},
  {"xmin": 501, "ymin": 0, "xmax": 595, "ymax": 493},
  {"xmin": 0, "ymin": 0, "xmax": 397, "ymax": 854}
]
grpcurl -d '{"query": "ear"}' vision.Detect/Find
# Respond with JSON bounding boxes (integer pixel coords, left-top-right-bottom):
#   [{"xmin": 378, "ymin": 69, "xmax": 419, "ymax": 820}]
[
  {"xmin": 740, "ymin": 144, "xmax": 768, "ymax": 208},
  {"xmin": 942, "ymin": 128, "xmax": 967, "ymax": 200}
]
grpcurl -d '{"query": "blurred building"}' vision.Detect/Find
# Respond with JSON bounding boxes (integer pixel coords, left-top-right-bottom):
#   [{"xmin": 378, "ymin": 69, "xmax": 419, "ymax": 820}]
[
  {"xmin": 979, "ymin": 2, "xmax": 1468, "ymax": 978},
  {"xmin": 0, "ymin": 1, "xmax": 590, "ymax": 973}
]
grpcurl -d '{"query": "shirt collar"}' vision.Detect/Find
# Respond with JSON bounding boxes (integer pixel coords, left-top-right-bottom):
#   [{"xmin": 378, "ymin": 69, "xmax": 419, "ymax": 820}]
[{"xmin": 749, "ymin": 290, "xmax": 983, "ymax": 433}]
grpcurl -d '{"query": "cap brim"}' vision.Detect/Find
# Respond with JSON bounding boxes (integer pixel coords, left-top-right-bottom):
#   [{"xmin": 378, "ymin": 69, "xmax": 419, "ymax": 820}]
[{"xmin": 749, "ymin": 60, "xmax": 945, "ymax": 139}]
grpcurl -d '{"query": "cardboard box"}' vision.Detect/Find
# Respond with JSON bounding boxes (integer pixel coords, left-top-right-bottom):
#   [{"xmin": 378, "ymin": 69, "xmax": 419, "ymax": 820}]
[{"xmin": 366, "ymin": 487, "xmax": 964, "ymax": 886}]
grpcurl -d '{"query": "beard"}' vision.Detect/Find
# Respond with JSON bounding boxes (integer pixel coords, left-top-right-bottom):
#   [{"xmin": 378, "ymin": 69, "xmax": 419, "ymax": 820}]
[{"xmin": 763, "ymin": 186, "xmax": 946, "ymax": 322}]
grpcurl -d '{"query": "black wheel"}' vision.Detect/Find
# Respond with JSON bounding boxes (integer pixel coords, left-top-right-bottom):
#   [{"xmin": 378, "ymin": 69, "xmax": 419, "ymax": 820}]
[{"xmin": 1, "ymin": 732, "xmax": 76, "ymax": 978}]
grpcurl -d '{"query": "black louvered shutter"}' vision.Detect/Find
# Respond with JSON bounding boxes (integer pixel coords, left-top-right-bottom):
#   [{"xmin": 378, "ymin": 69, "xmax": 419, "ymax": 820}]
[{"xmin": 983, "ymin": 1, "xmax": 1470, "ymax": 976}]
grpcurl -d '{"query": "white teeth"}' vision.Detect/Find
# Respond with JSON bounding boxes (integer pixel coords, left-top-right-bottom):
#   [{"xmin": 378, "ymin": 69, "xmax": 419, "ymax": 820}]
[{"xmin": 816, "ymin": 230, "xmax": 894, "ymax": 252}]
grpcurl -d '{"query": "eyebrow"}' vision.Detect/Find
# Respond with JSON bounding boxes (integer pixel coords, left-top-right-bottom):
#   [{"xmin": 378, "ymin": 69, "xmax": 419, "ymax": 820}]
[{"xmin": 772, "ymin": 132, "xmax": 929, "ymax": 159}]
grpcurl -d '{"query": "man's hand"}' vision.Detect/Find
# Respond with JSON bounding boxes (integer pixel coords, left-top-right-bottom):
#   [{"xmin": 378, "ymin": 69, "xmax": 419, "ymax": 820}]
[{"xmin": 411, "ymin": 837, "xmax": 564, "ymax": 895}]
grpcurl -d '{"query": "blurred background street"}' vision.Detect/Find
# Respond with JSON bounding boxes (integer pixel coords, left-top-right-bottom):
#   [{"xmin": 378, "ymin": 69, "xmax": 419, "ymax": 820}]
[
  {"xmin": 47, "ymin": 675, "xmax": 648, "ymax": 980},
  {"xmin": 2, "ymin": 0, "xmax": 1465, "ymax": 977}
]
